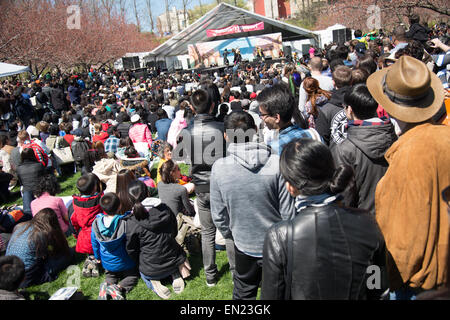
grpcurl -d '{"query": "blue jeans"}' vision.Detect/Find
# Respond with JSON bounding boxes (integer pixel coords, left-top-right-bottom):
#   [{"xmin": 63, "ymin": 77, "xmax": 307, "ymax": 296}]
[
  {"xmin": 22, "ymin": 190, "xmax": 35, "ymax": 216},
  {"xmin": 389, "ymin": 287, "xmax": 421, "ymax": 300},
  {"xmin": 140, "ymin": 271, "xmax": 173, "ymax": 288}
]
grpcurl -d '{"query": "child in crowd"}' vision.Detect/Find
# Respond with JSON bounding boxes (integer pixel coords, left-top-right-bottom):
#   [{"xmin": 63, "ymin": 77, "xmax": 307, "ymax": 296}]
[
  {"xmin": 91, "ymin": 193, "xmax": 138, "ymax": 300},
  {"xmin": 126, "ymin": 180, "xmax": 191, "ymax": 299},
  {"xmin": 69, "ymin": 173, "xmax": 104, "ymax": 277},
  {"xmin": 0, "ymin": 255, "xmax": 26, "ymax": 300}
]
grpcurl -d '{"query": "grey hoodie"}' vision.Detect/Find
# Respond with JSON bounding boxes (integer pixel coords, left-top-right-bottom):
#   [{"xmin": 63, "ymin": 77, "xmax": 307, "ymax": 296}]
[{"xmin": 210, "ymin": 142, "xmax": 295, "ymax": 255}]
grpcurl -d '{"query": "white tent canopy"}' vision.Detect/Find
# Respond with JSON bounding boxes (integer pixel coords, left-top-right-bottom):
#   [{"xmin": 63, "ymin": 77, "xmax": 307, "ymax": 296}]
[
  {"xmin": 0, "ymin": 62, "xmax": 31, "ymax": 78},
  {"xmin": 146, "ymin": 3, "xmax": 318, "ymax": 60}
]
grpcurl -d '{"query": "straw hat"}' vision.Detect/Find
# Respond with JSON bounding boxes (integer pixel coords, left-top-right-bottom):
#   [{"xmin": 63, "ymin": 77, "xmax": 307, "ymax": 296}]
[{"xmin": 367, "ymin": 55, "xmax": 444, "ymax": 123}]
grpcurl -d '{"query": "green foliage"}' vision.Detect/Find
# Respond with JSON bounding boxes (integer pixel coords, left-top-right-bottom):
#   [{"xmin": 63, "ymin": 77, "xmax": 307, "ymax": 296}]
[{"xmin": 25, "ymin": 249, "xmax": 235, "ymax": 300}]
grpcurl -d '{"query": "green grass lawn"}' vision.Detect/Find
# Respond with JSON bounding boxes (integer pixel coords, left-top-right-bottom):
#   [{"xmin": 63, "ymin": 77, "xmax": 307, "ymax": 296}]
[{"xmin": 10, "ymin": 161, "xmax": 245, "ymax": 300}]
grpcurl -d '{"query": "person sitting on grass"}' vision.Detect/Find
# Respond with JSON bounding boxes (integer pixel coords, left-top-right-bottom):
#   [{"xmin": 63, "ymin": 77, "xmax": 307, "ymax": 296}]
[
  {"xmin": 31, "ymin": 174, "xmax": 70, "ymax": 236},
  {"xmin": 156, "ymin": 142, "xmax": 194, "ymax": 194},
  {"xmin": 91, "ymin": 193, "xmax": 138, "ymax": 300},
  {"xmin": 69, "ymin": 173, "xmax": 104, "ymax": 278},
  {"xmin": 125, "ymin": 180, "xmax": 191, "ymax": 300},
  {"xmin": 0, "ymin": 255, "xmax": 26, "ymax": 300},
  {"xmin": 5, "ymin": 208, "xmax": 74, "ymax": 289},
  {"xmin": 158, "ymin": 160, "xmax": 196, "ymax": 219}
]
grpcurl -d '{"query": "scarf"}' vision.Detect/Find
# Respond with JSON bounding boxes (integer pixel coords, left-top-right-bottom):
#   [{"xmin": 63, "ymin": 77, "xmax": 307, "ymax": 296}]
[
  {"xmin": 346, "ymin": 117, "xmax": 391, "ymax": 129},
  {"xmin": 295, "ymin": 193, "xmax": 340, "ymax": 213}
]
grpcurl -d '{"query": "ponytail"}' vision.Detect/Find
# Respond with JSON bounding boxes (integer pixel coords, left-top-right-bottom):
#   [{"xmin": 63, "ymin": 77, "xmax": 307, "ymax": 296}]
[
  {"xmin": 329, "ymin": 164, "xmax": 355, "ymax": 195},
  {"xmin": 128, "ymin": 180, "xmax": 149, "ymax": 221}
]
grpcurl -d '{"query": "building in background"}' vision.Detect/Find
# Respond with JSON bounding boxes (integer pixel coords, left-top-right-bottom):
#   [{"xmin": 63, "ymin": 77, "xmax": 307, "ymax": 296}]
[
  {"xmin": 157, "ymin": 7, "xmax": 189, "ymax": 36},
  {"xmin": 248, "ymin": 0, "xmax": 327, "ymax": 19}
]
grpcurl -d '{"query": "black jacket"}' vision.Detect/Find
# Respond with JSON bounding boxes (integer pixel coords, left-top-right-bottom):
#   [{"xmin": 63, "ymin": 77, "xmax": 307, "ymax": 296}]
[
  {"xmin": 315, "ymin": 86, "xmax": 351, "ymax": 146},
  {"xmin": 406, "ymin": 23, "xmax": 430, "ymax": 42},
  {"xmin": 16, "ymin": 160, "xmax": 45, "ymax": 191},
  {"xmin": 116, "ymin": 122, "xmax": 132, "ymax": 139},
  {"xmin": 176, "ymin": 114, "xmax": 225, "ymax": 193},
  {"xmin": 50, "ymin": 87, "xmax": 66, "ymax": 111},
  {"xmin": 125, "ymin": 203, "xmax": 186, "ymax": 278},
  {"xmin": 261, "ymin": 204, "xmax": 387, "ymax": 300},
  {"xmin": 331, "ymin": 123, "xmax": 397, "ymax": 214}
]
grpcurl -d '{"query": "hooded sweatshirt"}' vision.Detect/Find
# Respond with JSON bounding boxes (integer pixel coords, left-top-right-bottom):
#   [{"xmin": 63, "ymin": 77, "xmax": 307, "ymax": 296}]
[
  {"xmin": 210, "ymin": 142, "xmax": 295, "ymax": 256},
  {"xmin": 331, "ymin": 119, "xmax": 397, "ymax": 214},
  {"xmin": 315, "ymin": 86, "xmax": 351, "ymax": 146},
  {"xmin": 91, "ymin": 212, "xmax": 135, "ymax": 272},
  {"xmin": 125, "ymin": 199, "xmax": 186, "ymax": 278}
]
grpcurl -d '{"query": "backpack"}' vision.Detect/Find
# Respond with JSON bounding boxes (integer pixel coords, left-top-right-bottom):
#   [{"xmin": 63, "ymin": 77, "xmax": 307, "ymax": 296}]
[{"xmin": 71, "ymin": 139, "xmax": 90, "ymax": 162}]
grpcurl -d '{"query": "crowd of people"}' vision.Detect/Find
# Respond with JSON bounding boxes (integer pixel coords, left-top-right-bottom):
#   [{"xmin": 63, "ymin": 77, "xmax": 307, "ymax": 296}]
[{"xmin": 0, "ymin": 17, "xmax": 449, "ymax": 301}]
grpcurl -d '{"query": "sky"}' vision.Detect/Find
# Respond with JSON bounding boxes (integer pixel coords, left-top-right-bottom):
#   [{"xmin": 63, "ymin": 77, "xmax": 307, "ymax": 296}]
[{"xmin": 124, "ymin": 0, "xmax": 218, "ymax": 33}]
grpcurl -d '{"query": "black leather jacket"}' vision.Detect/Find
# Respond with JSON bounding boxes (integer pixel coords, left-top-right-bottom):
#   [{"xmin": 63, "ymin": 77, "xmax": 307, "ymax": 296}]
[
  {"xmin": 175, "ymin": 114, "xmax": 225, "ymax": 193},
  {"xmin": 261, "ymin": 204, "xmax": 388, "ymax": 300}
]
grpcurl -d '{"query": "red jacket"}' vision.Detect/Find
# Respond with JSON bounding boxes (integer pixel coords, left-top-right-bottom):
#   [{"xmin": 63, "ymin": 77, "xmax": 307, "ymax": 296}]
[
  {"xmin": 70, "ymin": 193, "xmax": 104, "ymax": 254},
  {"xmin": 92, "ymin": 132, "xmax": 109, "ymax": 144}
]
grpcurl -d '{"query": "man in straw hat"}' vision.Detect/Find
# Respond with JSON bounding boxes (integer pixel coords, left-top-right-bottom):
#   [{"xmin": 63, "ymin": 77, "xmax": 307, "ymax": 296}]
[{"xmin": 367, "ymin": 55, "xmax": 450, "ymax": 299}]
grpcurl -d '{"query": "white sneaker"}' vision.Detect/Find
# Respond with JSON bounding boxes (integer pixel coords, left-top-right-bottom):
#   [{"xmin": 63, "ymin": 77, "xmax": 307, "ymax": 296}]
[
  {"xmin": 150, "ymin": 280, "xmax": 171, "ymax": 299},
  {"xmin": 172, "ymin": 272, "xmax": 185, "ymax": 294}
]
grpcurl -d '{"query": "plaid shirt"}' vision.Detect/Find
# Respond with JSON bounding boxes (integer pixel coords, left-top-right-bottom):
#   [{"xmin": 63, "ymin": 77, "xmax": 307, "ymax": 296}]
[
  {"xmin": 104, "ymin": 136, "xmax": 120, "ymax": 154},
  {"xmin": 270, "ymin": 125, "xmax": 323, "ymax": 155}
]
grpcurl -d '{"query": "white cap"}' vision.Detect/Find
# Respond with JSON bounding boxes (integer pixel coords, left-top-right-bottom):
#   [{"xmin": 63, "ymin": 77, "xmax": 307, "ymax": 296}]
[{"xmin": 131, "ymin": 114, "xmax": 141, "ymax": 123}]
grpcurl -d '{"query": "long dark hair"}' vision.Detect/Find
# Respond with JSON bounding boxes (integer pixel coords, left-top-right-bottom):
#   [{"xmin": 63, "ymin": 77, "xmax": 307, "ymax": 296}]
[
  {"xmin": 128, "ymin": 180, "xmax": 149, "ymax": 221},
  {"xmin": 280, "ymin": 138, "xmax": 355, "ymax": 197},
  {"xmin": 160, "ymin": 160, "xmax": 177, "ymax": 184},
  {"xmin": 116, "ymin": 169, "xmax": 136, "ymax": 214},
  {"xmin": 17, "ymin": 208, "xmax": 70, "ymax": 258}
]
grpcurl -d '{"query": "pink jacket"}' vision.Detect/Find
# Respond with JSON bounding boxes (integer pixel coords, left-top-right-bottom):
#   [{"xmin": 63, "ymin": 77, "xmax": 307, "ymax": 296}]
[
  {"xmin": 31, "ymin": 193, "xmax": 69, "ymax": 233},
  {"xmin": 128, "ymin": 123, "xmax": 153, "ymax": 148}
]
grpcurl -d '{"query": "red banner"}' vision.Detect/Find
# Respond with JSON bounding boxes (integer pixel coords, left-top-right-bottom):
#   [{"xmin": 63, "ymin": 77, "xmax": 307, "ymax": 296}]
[{"xmin": 206, "ymin": 22, "xmax": 264, "ymax": 37}]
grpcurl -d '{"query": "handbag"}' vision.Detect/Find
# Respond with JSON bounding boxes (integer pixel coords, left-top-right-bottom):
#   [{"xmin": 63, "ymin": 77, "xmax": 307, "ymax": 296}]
[{"xmin": 53, "ymin": 146, "xmax": 74, "ymax": 165}]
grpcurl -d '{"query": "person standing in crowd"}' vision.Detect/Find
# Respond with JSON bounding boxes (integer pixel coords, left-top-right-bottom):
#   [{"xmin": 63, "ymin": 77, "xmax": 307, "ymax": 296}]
[
  {"xmin": 298, "ymin": 57, "xmax": 334, "ymax": 114},
  {"xmin": 175, "ymin": 89, "xmax": 232, "ymax": 287},
  {"xmin": 319, "ymin": 65, "xmax": 353, "ymax": 146},
  {"xmin": 368, "ymin": 55, "xmax": 450, "ymax": 299},
  {"xmin": 261, "ymin": 139, "xmax": 387, "ymax": 300},
  {"xmin": 257, "ymin": 83, "xmax": 323, "ymax": 155},
  {"xmin": 331, "ymin": 84, "xmax": 397, "ymax": 214},
  {"xmin": 210, "ymin": 112, "xmax": 295, "ymax": 300}
]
